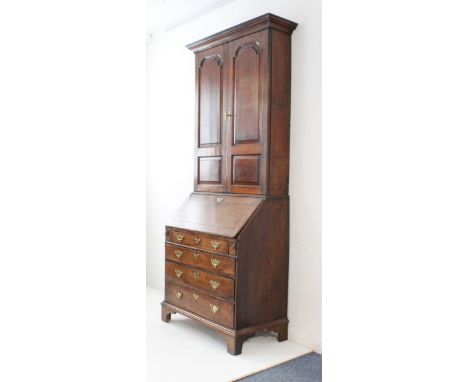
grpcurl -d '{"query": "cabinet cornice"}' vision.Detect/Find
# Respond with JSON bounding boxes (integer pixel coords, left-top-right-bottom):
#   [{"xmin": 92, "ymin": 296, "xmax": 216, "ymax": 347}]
[{"xmin": 186, "ymin": 13, "xmax": 298, "ymax": 53}]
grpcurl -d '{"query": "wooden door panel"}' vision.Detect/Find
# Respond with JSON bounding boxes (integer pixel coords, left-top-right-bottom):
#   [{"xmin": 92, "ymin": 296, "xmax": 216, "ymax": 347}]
[
  {"xmin": 232, "ymin": 155, "xmax": 260, "ymax": 185},
  {"xmin": 199, "ymin": 56, "xmax": 222, "ymax": 145},
  {"xmin": 195, "ymin": 46, "xmax": 227, "ymax": 192},
  {"xmin": 226, "ymin": 31, "xmax": 269, "ymax": 194},
  {"xmin": 198, "ymin": 157, "xmax": 222, "ymax": 184},
  {"xmin": 233, "ymin": 43, "xmax": 261, "ymax": 143}
]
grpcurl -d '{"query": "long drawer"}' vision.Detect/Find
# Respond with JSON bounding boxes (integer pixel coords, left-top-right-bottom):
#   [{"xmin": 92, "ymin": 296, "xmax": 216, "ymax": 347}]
[
  {"xmin": 166, "ymin": 228, "xmax": 235, "ymax": 256},
  {"xmin": 165, "ymin": 261, "xmax": 235, "ymax": 300},
  {"xmin": 165, "ymin": 280, "xmax": 234, "ymax": 328},
  {"xmin": 165, "ymin": 243, "xmax": 236, "ymax": 277}
]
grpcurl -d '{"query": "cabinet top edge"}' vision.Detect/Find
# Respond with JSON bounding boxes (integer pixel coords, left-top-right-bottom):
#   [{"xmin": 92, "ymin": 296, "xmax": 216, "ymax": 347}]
[{"xmin": 186, "ymin": 13, "xmax": 298, "ymax": 53}]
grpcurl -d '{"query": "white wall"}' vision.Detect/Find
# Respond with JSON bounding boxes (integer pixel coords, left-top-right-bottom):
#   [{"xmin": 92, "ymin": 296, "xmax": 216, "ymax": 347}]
[{"xmin": 147, "ymin": 0, "xmax": 321, "ymax": 352}]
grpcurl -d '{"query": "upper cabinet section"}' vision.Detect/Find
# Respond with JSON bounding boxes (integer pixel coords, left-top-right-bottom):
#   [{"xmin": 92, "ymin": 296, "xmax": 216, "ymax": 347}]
[{"xmin": 188, "ymin": 14, "xmax": 297, "ymax": 196}]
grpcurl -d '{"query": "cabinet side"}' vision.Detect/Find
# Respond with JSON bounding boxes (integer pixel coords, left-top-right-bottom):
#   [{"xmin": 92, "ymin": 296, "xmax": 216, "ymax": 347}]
[
  {"xmin": 235, "ymin": 197, "xmax": 289, "ymax": 329},
  {"xmin": 268, "ymin": 30, "xmax": 293, "ymax": 196}
]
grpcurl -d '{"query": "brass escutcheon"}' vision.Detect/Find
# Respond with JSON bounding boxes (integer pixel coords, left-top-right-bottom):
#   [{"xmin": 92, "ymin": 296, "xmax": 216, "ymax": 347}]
[
  {"xmin": 193, "ymin": 253, "xmax": 200, "ymax": 261},
  {"xmin": 176, "ymin": 234, "xmax": 184, "ymax": 242},
  {"xmin": 193, "ymin": 271, "xmax": 200, "ymax": 278},
  {"xmin": 174, "ymin": 250, "xmax": 183, "ymax": 259},
  {"xmin": 194, "ymin": 237, "xmax": 201, "ymax": 245},
  {"xmin": 211, "ymin": 240, "xmax": 221, "ymax": 250},
  {"xmin": 175, "ymin": 291, "xmax": 182, "ymax": 299},
  {"xmin": 193, "ymin": 293, "xmax": 199, "ymax": 301}
]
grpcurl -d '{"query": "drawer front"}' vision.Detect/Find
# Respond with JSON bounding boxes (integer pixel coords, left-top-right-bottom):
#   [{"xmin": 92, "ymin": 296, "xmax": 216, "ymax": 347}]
[
  {"xmin": 165, "ymin": 261, "xmax": 235, "ymax": 300},
  {"xmin": 165, "ymin": 281, "xmax": 234, "ymax": 328},
  {"xmin": 167, "ymin": 229, "xmax": 230, "ymax": 255},
  {"xmin": 165, "ymin": 243, "xmax": 236, "ymax": 277}
]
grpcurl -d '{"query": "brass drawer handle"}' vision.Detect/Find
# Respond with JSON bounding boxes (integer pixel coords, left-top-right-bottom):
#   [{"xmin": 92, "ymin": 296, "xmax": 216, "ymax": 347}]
[
  {"xmin": 174, "ymin": 269, "xmax": 183, "ymax": 278},
  {"xmin": 193, "ymin": 293, "xmax": 199, "ymax": 301},
  {"xmin": 211, "ymin": 258, "xmax": 220, "ymax": 268},
  {"xmin": 194, "ymin": 237, "xmax": 201, "ymax": 245},
  {"xmin": 193, "ymin": 271, "xmax": 200, "ymax": 278},
  {"xmin": 193, "ymin": 253, "xmax": 200, "ymax": 261},
  {"xmin": 209, "ymin": 280, "xmax": 220, "ymax": 290},
  {"xmin": 211, "ymin": 240, "xmax": 221, "ymax": 250},
  {"xmin": 175, "ymin": 291, "xmax": 183, "ymax": 299},
  {"xmin": 210, "ymin": 304, "xmax": 219, "ymax": 314},
  {"xmin": 174, "ymin": 250, "xmax": 183, "ymax": 259},
  {"xmin": 176, "ymin": 233, "xmax": 184, "ymax": 242}
]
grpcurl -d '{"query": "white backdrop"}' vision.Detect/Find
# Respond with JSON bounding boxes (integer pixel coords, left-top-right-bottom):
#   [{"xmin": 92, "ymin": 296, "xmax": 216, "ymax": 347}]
[
  {"xmin": 147, "ymin": 0, "xmax": 321, "ymax": 352},
  {"xmin": 3, "ymin": 0, "xmax": 468, "ymax": 380}
]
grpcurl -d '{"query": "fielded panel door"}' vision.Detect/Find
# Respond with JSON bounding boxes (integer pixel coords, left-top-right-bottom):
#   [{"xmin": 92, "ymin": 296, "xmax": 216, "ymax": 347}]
[
  {"xmin": 225, "ymin": 30, "xmax": 269, "ymax": 195},
  {"xmin": 194, "ymin": 45, "xmax": 228, "ymax": 193}
]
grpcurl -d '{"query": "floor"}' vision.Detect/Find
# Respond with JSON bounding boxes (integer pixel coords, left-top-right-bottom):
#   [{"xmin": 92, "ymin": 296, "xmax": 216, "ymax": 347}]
[
  {"xmin": 237, "ymin": 352, "xmax": 322, "ymax": 381},
  {"xmin": 147, "ymin": 287, "xmax": 312, "ymax": 382}
]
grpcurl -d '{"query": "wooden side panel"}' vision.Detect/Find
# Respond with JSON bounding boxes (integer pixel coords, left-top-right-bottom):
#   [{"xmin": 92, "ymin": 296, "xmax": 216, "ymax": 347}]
[
  {"xmin": 235, "ymin": 197, "xmax": 289, "ymax": 329},
  {"xmin": 268, "ymin": 30, "xmax": 293, "ymax": 195}
]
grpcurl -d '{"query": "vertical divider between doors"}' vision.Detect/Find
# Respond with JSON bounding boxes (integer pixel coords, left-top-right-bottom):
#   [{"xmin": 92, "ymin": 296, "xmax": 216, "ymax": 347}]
[{"xmin": 222, "ymin": 43, "xmax": 230, "ymax": 193}]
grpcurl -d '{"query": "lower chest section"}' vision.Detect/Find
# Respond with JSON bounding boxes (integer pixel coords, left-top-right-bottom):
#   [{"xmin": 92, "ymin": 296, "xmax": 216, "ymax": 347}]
[{"xmin": 164, "ymin": 228, "xmax": 237, "ymax": 329}]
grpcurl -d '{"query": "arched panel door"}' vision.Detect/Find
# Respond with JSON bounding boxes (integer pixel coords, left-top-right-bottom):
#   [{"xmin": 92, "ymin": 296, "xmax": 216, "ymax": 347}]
[
  {"xmin": 194, "ymin": 45, "xmax": 228, "ymax": 192},
  {"xmin": 225, "ymin": 30, "xmax": 269, "ymax": 194}
]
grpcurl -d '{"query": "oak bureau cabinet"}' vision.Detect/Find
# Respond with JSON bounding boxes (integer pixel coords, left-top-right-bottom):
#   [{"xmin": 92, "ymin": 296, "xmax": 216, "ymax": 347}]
[{"xmin": 161, "ymin": 14, "xmax": 297, "ymax": 355}]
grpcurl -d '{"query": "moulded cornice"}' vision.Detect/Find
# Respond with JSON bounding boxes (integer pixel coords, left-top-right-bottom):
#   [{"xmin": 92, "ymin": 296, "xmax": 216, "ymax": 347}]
[{"xmin": 186, "ymin": 13, "xmax": 298, "ymax": 53}]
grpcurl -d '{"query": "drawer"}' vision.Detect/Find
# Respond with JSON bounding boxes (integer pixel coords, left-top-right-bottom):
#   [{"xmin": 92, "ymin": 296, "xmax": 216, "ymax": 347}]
[
  {"xmin": 165, "ymin": 243, "xmax": 236, "ymax": 277},
  {"xmin": 165, "ymin": 261, "xmax": 235, "ymax": 300},
  {"xmin": 165, "ymin": 280, "xmax": 234, "ymax": 328},
  {"xmin": 167, "ymin": 228, "xmax": 232, "ymax": 255}
]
